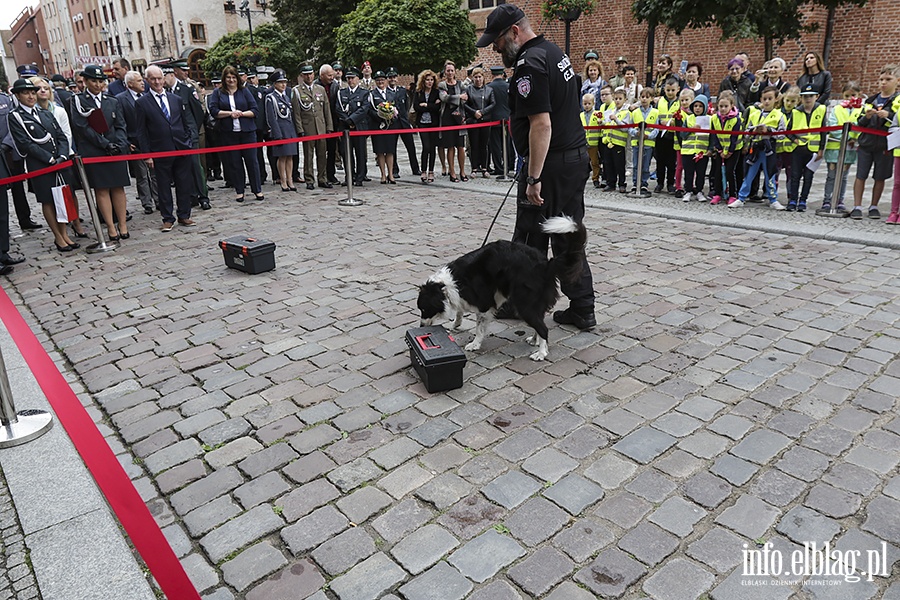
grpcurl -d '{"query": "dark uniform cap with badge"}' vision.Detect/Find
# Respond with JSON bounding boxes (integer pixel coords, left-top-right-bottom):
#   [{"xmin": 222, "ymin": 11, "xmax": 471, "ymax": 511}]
[
  {"xmin": 490, "ymin": 66, "xmax": 506, "ymax": 75},
  {"xmin": 373, "ymin": 70, "xmax": 387, "ymax": 80},
  {"xmin": 11, "ymin": 79, "xmax": 40, "ymax": 93},
  {"xmin": 332, "ymin": 62, "xmax": 343, "ymax": 71},
  {"xmin": 66, "ymin": 78, "xmax": 77, "ymax": 88},
  {"xmin": 615, "ymin": 56, "xmax": 628, "ymax": 63},
  {"xmin": 345, "ymin": 67, "xmax": 361, "ymax": 78},
  {"xmin": 584, "ymin": 50, "xmax": 599, "ymax": 61},
  {"xmin": 82, "ymin": 64, "xmax": 107, "ymax": 80},
  {"xmin": 16, "ymin": 64, "xmax": 39, "ymax": 76},
  {"xmin": 300, "ymin": 64, "xmax": 315, "ymax": 74},
  {"xmin": 475, "ymin": 3, "xmax": 526, "ymax": 48},
  {"xmin": 50, "ymin": 74, "xmax": 66, "ymax": 83},
  {"xmin": 271, "ymin": 69, "xmax": 289, "ymax": 82},
  {"xmin": 386, "ymin": 67, "xmax": 398, "ymax": 77},
  {"xmin": 170, "ymin": 59, "xmax": 188, "ymax": 70}
]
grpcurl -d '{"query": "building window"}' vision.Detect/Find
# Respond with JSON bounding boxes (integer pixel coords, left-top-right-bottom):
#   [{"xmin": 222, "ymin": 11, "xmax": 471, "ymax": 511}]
[
  {"xmin": 131, "ymin": 0, "xmax": 137, "ymax": 12},
  {"xmin": 137, "ymin": 30, "xmax": 143, "ymax": 49},
  {"xmin": 468, "ymin": 0, "xmax": 504, "ymax": 9},
  {"xmin": 190, "ymin": 23, "xmax": 206, "ymax": 43}
]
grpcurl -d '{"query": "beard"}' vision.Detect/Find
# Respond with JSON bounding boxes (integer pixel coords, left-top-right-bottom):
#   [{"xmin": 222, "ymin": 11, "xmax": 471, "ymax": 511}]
[{"xmin": 501, "ymin": 40, "xmax": 521, "ymax": 69}]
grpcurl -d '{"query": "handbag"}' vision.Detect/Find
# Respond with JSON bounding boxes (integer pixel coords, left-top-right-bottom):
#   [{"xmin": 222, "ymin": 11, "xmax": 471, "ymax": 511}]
[
  {"xmin": 451, "ymin": 108, "xmax": 464, "ymax": 126},
  {"xmin": 51, "ymin": 173, "xmax": 78, "ymax": 223}
]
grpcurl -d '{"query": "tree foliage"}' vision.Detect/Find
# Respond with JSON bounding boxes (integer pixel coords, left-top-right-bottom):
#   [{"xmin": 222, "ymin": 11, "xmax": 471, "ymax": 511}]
[
  {"xmin": 269, "ymin": 0, "xmax": 357, "ymax": 63},
  {"xmin": 200, "ymin": 22, "xmax": 306, "ymax": 79},
  {"xmin": 631, "ymin": 0, "xmax": 867, "ymax": 47},
  {"xmin": 335, "ymin": 0, "xmax": 476, "ymax": 76}
]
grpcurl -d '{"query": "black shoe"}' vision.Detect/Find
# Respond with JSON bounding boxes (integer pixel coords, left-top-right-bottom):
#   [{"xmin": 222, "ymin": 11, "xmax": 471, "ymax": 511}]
[
  {"xmin": 126, "ymin": 211, "xmax": 133, "ymax": 222},
  {"xmin": 640, "ymin": 188, "xmax": 652, "ymax": 198},
  {"xmin": 363, "ymin": 177, "xmax": 372, "ymax": 182},
  {"xmin": 653, "ymin": 185, "xmax": 663, "ymax": 193},
  {"xmin": 667, "ymin": 185, "xmax": 677, "ymax": 195},
  {"xmin": 0, "ymin": 265, "xmax": 12, "ymax": 276},
  {"xmin": 354, "ymin": 180, "xmax": 364, "ymax": 187},
  {"xmin": 143, "ymin": 206, "xmax": 154, "ymax": 214},
  {"xmin": 200, "ymin": 200, "xmax": 211, "ymax": 210},
  {"xmin": 306, "ymin": 183, "xmax": 315, "ymax": 191},
  {"xmin": 319, "ymin": 182, "xmax": 333, "ymax": 189},
  {"xmin": 674, "ymin": 189, "xmax": 685, "ymax": 199},
  {"xmin": 495, "ymin": 303, "xmax": 518, "ymax": 320},
  {"xmin": 553, "ymin": 308, "xmax": 596, "ymax": 330},
  {"xmin": 593, "ymin": 180, "xmax": 601, "ymax": 188},
  {"xmin": 328, "ymin": 177, "xmax": 340, "ymax": 184},
  {"xmin": 0, "ymin": 254, "xmax": 25, "ymax": 265},
  {"xmin": 19, "ymin": 220, "xmax": 42, "ymax": 230},
  {"xmin": 849, "ymin": 207, "xmax": 863, "ymax": 220},
  {"xmin": 868, "ymin": 207, "xmax": 881, "ymax": 219}
]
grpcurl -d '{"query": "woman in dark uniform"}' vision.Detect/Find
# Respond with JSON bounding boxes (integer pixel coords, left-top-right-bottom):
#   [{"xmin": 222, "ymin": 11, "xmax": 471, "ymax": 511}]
[
  {"xmin": 6, "ymin": 78, "xmax": 79, "ymax": 252},
  {"xmin": 71, "ymin": 64, "xmax": 131, "ymax": 240},
  {"xmin": 265, "ymin": 69, "xmax": 298, "ymax": 192},
  {"xmin": 438, "ymin": 61, "xmax": 468, "ymax": 182},
  {"xmin": 368, "ymin": 71, "xmax": 399, "ymax": 184}
]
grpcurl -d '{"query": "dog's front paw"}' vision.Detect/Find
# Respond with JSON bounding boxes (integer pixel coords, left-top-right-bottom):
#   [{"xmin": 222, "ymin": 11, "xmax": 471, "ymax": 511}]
[
  {"xmin": 525, "ymin": 334, "xmax": 540, "ymax": 346},
  {"xmin": 529, "ymin": 348, "xmax": 548, "ymax": 361},
  {"xmin": 464, "ymin": 341, "xmax": 482, "ymax": 352}
]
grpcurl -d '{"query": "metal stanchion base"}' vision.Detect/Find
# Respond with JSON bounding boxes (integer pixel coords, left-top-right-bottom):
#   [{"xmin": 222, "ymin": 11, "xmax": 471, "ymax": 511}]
[
  {"xmin": 815, "ymin": 209, "xmax": 848, "ymax": 218},
  {"xmin": 86, "ymin": 240, "xmax": 119, "ymax": 254},
  {"xmin": 0, "ymin": 410, "xmax": 53, "ymax": 448},
  {"xmin": 338, "ymin": 198, "xmax": 365, "ymax": 207}
]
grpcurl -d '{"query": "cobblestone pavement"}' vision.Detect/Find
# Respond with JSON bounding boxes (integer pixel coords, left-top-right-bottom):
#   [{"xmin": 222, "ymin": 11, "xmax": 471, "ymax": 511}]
[
  {"xmin": 2, "ymin": 156, "xmax": 900, "ymax": 600},
  {"xmin": 0, "ymin": 466, "xmax": 40, "ymax": 600}
]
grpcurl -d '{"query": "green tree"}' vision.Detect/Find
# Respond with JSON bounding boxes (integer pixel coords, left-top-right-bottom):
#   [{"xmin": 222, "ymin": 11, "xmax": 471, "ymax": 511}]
[
  {"xmin": 200, "ymin": 22, "xmax": 306, "ymax": 79},
  {"xmin": 631, "ymin": 0, "xmax": 867, "ymax": 60},
  {"xmin": 335, "ymin": 0, "xmax": 476, "ymax": 76},
  {"xmin": 269, "ymin": 0, "xmax": 357, "ymax": 64}
]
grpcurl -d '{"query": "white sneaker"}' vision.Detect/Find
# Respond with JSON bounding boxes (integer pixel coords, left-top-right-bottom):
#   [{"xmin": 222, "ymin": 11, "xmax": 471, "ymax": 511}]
[
  {"xmin": 683, "ymin": 193, "xmax": 692, "ymax": 202},
  {"xmin": 728, "ymin": 199, "xmax": 745, "ymax": 208},
  {"xmin": 696, "ymin": 192, "xmax": 707, "ymax": 202},
  {"xmin": 770, "ymin": 200, "xmax": 786, "ymax": 210}
]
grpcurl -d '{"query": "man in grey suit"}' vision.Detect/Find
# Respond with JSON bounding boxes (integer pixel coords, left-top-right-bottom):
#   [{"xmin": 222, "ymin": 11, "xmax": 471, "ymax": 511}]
[
  {"xmin": 487, "ymin": 66, "xmax": 512, "ymax": 176},
  {"xmin": 116, "ymin": 70, "xmax": 159, "ymax": 214}
]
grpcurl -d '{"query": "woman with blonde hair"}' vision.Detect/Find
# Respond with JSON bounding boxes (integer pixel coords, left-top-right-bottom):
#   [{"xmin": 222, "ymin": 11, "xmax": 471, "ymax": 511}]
[
  {"xmin": 438, "ymin": 61, "xmax": 468, "ymax": 182},
  {"xmin": 581, "ymin": 59, "xmax": 607, "ymax": 109},
  {"xmin": 31, "ymin": 76, "xmax": 87, "ymax": 239}
]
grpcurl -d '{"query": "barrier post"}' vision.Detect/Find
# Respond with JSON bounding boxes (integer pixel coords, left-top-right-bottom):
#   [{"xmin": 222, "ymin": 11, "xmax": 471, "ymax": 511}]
[
  {"xmin": 497, "ymin": 120, "xmax": 511, "ymax": 181},
  {"xmin": 338, "ymin": 131, "xmax": 364, "ymax": 207},
  {"xmin": 632, "ymin": 121, "xmax": 646, "ymax": 197},
  {"xmin": 72, "ymin": 155, "xmax": 119, "ymax": 253},
  {"xmin": 817, "ymin": 121, "xmax": 851, "ymax": 217},
  {"xmin": 0, "ymin": 345, "xmax": 53, "ymax": 448}
]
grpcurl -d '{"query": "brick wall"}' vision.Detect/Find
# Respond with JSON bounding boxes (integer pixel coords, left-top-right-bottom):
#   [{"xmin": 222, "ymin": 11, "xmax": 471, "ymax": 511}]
[{"xmin": 470, "ymin": 0, "xmax": 900, "ymax": 95}]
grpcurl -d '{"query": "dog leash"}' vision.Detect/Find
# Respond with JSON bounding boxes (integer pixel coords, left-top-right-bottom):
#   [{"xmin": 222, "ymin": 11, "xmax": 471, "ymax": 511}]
[{"xmin": 481, "ymin": 170, "xmax": 520, "ymax": 247}]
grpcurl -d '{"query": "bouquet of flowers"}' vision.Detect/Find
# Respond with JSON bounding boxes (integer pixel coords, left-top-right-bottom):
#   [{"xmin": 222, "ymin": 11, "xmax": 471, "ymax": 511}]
[{"xmin": 377, "ymin": 101, "xmax": 398, "ymax": 129}]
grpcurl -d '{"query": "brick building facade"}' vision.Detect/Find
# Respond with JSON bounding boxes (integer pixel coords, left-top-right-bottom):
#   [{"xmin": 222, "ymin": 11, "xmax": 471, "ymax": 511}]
[{"xmin": 471, "ymin": 0, "xmax": 900, "ymax": 96}]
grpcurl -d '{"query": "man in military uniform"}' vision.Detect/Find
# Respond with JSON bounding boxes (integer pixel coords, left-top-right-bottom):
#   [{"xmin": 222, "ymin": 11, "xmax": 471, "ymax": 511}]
[
  {"xmin": 608, "ymin": 56, "xmax": 628, "ymax": 89},
  {"xmin": 487, "ymin": 65, "xmax": 512, "ymax": 176},
  {"xmin": 292, "ymin": 65, "xmax": 334, "ymax": 190},
  {"xmin": 169, "ymin": 60, "xmax": 210, "ymax": 210},
  {"xmin": 246, "ymin": 68, "xmax": 274, "ymax": 185},
  {"xmin": 388, "ymin": 67, "xmax": 420, "ymax": 178},
  {"xmin": 477, "ymin": 3, "xmax": 596, "ymax": 329},
  {"xmin": 0, "ymin": 139, "xmax": 26, "ymax": 274},
  {"xmin": 335, "ymin": 67, "xmax": 369, "ymax": 186}
]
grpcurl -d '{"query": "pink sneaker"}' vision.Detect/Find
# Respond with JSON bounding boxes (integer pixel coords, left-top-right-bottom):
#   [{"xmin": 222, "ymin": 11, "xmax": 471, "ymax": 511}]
[
  {"xmin": 727, "ymin": 197, "xmax": 738, "ymax": 206},
  {"xmin": 888, "ymin": 212, "xmax": 899, "ymax": 224},
  {"xmin": 710, "ymin": 195, "xmax": 722, "ymax": 205}
]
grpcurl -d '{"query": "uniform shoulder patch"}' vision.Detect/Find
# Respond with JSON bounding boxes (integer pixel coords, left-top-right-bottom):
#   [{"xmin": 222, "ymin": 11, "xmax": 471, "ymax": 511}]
[{"xmin": 517, "ymin": 75, "xmax": 531, "ymax": 98}]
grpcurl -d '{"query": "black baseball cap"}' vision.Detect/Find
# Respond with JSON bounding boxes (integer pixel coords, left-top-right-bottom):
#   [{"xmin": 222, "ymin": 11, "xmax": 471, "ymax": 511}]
[{"xmin": 475, "ymin": 4, "xmax": 526, "ymax": 48}]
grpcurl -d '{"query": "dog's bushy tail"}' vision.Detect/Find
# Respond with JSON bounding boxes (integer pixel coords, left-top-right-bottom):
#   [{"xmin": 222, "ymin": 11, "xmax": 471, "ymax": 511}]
[{"xmin": 542, "ymin": 215, "xmax": 587, "ymax": 285}]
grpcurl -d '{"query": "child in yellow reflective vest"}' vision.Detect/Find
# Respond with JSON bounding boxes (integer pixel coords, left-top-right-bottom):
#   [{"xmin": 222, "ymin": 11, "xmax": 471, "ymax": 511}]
[
  {"xmin": 889, "ymin": 101, "xmax": 900, "ymax": 224},
  {"xmin": 788, "ymin": 85, "xmax": 827, "ymax": 211},
  {"xmin": 581, "ymin": 92, "xmax": 602, "ymax": 188},
  {"xmin": 823, "ymin": 81, "xmax": 862, "ymax": 212},
  {"xmin": 603, "ymin": 88, "xmax": 630, "ymax": 192},
  {"xmin": 673, "ymin": 88, "xmax": 694, "ymax": 199},
  {"xmin": 596, "ymin": 85, "xmax": 614, "ymax": 189},
  {"xmin": 730, "ymin": 86, "xmax": 787, "ymax": 209},
  {"xmin": 709, "ymin": 91, "xmax": 743, "ymax": 205},
  {"xmin": 654, "ymin": 78, "xmax": 681, "ymax": 194},
  {"xmin": 628, "ymin": 88, "xmax": 659, "ymax": 196},
  {"xmin": 776, "ymin": 86, "xmax": 801, "ymax": 204},
  {"xmin": 677, "ymin": 93, "xmax": 710, "ymax": 201}
]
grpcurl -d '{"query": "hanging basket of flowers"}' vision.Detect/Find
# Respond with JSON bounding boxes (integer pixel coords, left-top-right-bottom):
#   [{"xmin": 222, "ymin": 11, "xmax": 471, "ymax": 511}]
[{"xmin": 541, "ymin": 0, "xmax": 594, "ymax": 22}]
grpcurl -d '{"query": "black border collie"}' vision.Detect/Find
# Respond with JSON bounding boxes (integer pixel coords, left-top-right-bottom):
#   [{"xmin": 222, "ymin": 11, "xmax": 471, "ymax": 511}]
[{"xmin": 417, "ymin": 216, "xmax": 587, "ymax": 361}]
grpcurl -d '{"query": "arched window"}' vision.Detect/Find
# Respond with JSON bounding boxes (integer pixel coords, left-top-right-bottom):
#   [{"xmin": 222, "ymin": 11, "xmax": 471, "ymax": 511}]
[{"xmin": 188, "ymin": 48, "xmax": 208, "ymax": 86}]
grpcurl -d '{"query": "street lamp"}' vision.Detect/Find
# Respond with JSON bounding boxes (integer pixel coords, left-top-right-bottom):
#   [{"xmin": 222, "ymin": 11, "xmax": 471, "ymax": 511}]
[{"xmin": 235, "ymin": 0, "xmax": 267, "ymax": 47}]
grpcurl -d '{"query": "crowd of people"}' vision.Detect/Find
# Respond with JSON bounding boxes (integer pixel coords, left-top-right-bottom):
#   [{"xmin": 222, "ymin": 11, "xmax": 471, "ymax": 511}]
[
  {"xmin": 1, "ymin": 47, "xmax": 898, "ymax": 268},
  {"xmin": 578, "ymin": 51, "xmax": 900, "ymax": 221}
]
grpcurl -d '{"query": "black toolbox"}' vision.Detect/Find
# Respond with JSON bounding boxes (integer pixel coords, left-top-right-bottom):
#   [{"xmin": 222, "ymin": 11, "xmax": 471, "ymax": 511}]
[
  {"xmin": 219, "ymin": 236, "xmax": 276, "ymax": 274},
  {"xmin": 405, "ymin": 326, "xmax": 467, "ymax": 393}
]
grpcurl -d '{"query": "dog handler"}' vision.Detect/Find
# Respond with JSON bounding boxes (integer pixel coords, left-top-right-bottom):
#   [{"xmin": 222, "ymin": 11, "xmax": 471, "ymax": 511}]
[{"xmin": 477, "ymin": 4, "xmax": 596, "ymax": 329}]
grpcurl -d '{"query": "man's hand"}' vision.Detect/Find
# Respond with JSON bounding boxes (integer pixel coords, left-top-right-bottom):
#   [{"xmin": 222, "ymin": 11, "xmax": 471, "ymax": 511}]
[
  {"xmin": 526, "ymin": 181, "xmax": 543, "ymax": 206},
  {"xmin": 145, "ymin": 158, "xmax": 154, "ymax": 168}
]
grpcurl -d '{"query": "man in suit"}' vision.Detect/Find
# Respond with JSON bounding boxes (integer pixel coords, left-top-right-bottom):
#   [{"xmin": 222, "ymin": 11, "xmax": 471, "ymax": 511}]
[
  {"xmin": 107, "ymin": 58, "xmax": 129, "ymax": 97},
  {"xmin": 487, "ymin": 65, "xmax": 512, "ymax": 176},
  {"xmin": 335, "ymin": 67, "xmax": 369, "ymax": 186},
  {"xmin": 135, "ymin": 65, "xmax": 197, "ymax": 231},
  {"xmin": 293, "ymin": 64, "xmax": 334, "ymax": 190},
  {"xmin": 0, "ymin": 88, "xmax": 42, "ymax": 230},
  {"xmin": 116, "ymin": 70, "xmax": 159, "ymax": 214},
  {"xmin": 316, "ymin": 64, "xmax": 343, "ymax": 184},
  {"xmin": 388, "ymin": 68, "xmax": 420, "ymax": 179},
  {"xmin": 0, "ymin": 146, "xmax": 25, "ymax": 274},
  {"xmin": 167, "ymin": 61, "xmax": 210, "ymax": 210}
]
